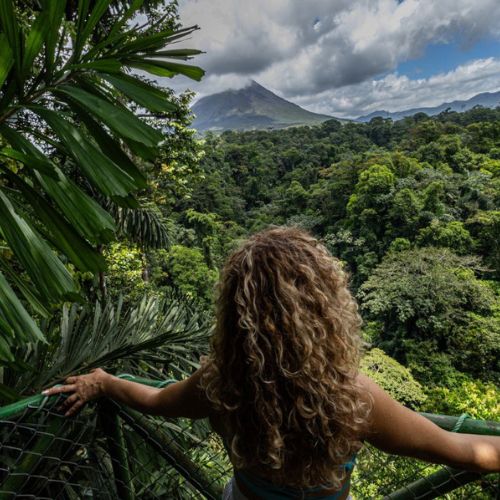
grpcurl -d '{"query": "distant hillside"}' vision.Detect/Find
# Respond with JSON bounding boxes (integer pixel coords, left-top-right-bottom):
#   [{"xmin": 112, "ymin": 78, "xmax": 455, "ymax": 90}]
[
  {"xmin": 191, "ymin": 81, "xmax": 335, "ymax": 132},
  {"xmin": 356, "ymin": 91, "xmax": 500, "ymax": 122}
]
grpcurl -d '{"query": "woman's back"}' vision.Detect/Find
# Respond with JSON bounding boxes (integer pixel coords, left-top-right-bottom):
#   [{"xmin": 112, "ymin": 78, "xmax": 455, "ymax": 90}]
[{"xmin": 196, "ymin": 226, "xmax": 500, "ymax": 498}]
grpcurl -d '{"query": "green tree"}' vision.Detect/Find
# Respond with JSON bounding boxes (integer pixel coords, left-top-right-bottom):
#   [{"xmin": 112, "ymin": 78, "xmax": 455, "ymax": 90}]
[
  {"xmin": 0, "ymin": 1, "xmax": 203, "ymax": 361},
  {"xmin": 360, "ymin": 348, "xmax": 426, "ymax": 408},
  {"xmin": 422, "ymin": 180, "xmax": 445, "ymax": 215},
  {"xmin": 388, "ymin": 188, "xmax": 422, "ymax": 239},
  {"xmin": 467, "ymin": 210, "xmax": 500, "ymax": 276},
  {"xmin": 359, "ymin": 248, "xmax": 494, "ymax": 372},
  {"xmin": 347, "ymin": 164, "xmax": 395, "ymax": 248},
  {"xmin": 166, "ymin": 245, "xmax": 218, "ymax": 306},
  {"xmin": 347, "ymin": 164, "xmax": 396, "ymax": 216},
  {"xmin": 283, "ymin": 180, "xmax": 309, "ymax": 215},
  {"xmin": 417, "ymin": 220, "xmax": 474, "ymax": 255}
]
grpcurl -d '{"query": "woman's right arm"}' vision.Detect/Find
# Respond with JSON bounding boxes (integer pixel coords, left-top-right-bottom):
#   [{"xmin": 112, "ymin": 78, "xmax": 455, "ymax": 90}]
[{"xmin": 359, "ymin": 374, "xmax": 500, "ymax": 472}]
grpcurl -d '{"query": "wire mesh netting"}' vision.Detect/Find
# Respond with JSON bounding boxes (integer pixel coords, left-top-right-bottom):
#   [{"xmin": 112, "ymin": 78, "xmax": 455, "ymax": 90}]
[
  {"xmin": 0, "ymin": 397, "xmax": 109, "ymax": 498},
  {"xmin": 352, "ymin": 446, "xmax": 499, "ymax": 499},
  {"xmin": 1, "ymin": 376, "xmax": 498, "ymax": 499}
]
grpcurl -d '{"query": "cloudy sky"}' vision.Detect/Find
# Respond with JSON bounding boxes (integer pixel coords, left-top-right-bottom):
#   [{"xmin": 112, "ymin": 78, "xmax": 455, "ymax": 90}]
[{"xmin": 168, "ymin": 0, "xmax": 500, "ymax": 118}]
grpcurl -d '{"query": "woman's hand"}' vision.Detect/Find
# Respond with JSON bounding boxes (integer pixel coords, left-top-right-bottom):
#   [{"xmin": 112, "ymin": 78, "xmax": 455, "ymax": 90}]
[{"xmin": 42, "ymin": 368, "xmax": 109, "ymax": 417}]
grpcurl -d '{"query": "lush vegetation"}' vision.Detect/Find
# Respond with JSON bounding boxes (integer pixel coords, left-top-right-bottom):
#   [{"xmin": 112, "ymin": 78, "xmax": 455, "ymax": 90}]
[
  {"xmin": 174, "ymin": 108, "xmax": 500, "ymax": 418},
  {"xmin": 91, "ymin": 102, "xmax": 500, "ymax": 418},
  {"xmin": 0, "ymin": 1, "xmax": 216, "ymax": 495},
  {"xmin": 0, "ymin": 0, "xmax": 208, "ymax": 396}
]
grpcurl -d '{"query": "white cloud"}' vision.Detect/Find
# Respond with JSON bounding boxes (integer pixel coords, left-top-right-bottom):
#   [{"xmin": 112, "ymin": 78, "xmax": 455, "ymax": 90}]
[
  {"xmin": 170, "ymin": 0, "xmax": 500, "ymax": 115},
  {"xmin": 294, "ymin": 57, "xmax": 500, "ymax": 118}
]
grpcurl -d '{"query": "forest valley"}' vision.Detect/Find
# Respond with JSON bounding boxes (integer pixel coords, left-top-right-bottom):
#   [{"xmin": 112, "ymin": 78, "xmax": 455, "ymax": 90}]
[{"xmin": 123, "ymin": 106, "xmax": 500, "ymax": 420}]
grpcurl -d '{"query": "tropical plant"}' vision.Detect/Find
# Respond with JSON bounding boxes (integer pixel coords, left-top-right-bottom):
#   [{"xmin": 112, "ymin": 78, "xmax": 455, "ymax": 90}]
[
  {"xmin": 2, "ymin": 292, "xmax": 210, "ymax": 399},
  {"xmin": 360, "ymin": 348, "xmax": 426, "ymax": 408},
  {"xmin": 0, "ymin": 0, "xmax": 204, "ymax": 363}
]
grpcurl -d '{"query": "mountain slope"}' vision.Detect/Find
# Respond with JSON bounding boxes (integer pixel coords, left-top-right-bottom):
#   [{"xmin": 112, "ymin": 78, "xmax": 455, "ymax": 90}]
[
  {"xmin": 356, "ymin": 91, "xmax": 500, "ymax": 122},
  {"xmin": 191, "ymin": 81, "xmax": 334, "ymax": 132}
]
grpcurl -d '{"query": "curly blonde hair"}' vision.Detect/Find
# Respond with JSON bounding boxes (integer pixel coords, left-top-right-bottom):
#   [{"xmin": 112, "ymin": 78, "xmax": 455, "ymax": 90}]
[{"xmin": 200, "ymin": 226, "xmax": 371, "ymax": 489}]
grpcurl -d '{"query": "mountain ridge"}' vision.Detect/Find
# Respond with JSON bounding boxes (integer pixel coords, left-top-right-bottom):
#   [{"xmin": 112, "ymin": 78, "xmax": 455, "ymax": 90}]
[
  {"xmin": 191, "ymin": 82, "xmax": 500, "ymax": 131},
  {"xmin": 356, "ymin": 91, "xmax": 500, "ymax": 122}
]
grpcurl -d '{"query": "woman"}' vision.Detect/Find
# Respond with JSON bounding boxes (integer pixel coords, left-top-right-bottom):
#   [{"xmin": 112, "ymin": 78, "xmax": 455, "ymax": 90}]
[{"xmin": 43, "ymin": 227, "xmax": 500, "ymax": 499}]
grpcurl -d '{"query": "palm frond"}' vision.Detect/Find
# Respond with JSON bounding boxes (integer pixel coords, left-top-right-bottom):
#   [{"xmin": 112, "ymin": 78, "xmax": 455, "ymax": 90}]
[
  {"xmin": 0, "ymin": 0, "xmax": 204, "ymax": 361},
  {"xmin": 104, "ymin": 199, "xmax": 171, "ymax": 249},
  {"xmin": 13, "ymin": 293, "xmax": 210, "ymax": 393}
]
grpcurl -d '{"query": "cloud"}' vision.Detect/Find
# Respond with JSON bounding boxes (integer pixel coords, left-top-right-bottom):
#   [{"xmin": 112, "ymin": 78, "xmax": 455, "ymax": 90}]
[
  {"xmin": 171, "ymin": 0, "xmax": 500, "ymax": 115},
  {"xmin": 178, "ymin": 0, "xmax": 351, "ymax": 77},
  {"xmin": 293, "ymin": 57, "xmax": 500, "ymax": 118}
]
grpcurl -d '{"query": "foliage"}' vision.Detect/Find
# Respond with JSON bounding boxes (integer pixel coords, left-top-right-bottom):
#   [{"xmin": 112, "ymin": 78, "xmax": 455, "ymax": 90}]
[
  {"xmin": 166, "ymin": 245, "xmax": 218, "ymax": 306},
  {"xmin": 360, "ymin": 348, "xmax": 426, "ymax": 408},
  {"xmin": 189, "ymin": 106, "xmax": 500, "ymax": 389},
  {"xmin": 104, "ymin": 242, "xmax": 150, "ymax": 302},
  {"xmin": 3, "ymin": 293, "xmax": 210, "ymax": 399},
  {"xmin": 423, "ymin": 379, "xmax": 500, "ymax": 421},
  {"xmin": 0, "ymin": 0, "xmax": 204, "ymax": 362},
  {"xmin": 416, "ymin": 220, "xmax": 473, "ymax": 255},
  {"xmin": 358, "ymin": 248, "xmax": 495, "ymax": 371}
]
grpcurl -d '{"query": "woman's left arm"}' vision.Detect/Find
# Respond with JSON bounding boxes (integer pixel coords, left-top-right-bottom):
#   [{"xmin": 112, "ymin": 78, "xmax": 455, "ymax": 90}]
[{"xmin": 42, "ymin": 367, "xmax": 211, "ymax": 419}]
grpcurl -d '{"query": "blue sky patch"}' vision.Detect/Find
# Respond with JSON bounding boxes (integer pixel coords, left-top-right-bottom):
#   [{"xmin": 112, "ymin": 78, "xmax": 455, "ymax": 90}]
[{"xmin": 396, "ymin": 38, "xmax": 500, "ymax": 79}]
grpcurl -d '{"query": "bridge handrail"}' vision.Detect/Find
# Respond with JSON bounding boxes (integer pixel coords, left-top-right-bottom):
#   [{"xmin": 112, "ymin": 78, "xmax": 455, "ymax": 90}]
[{"xmin": 1, "ymin": 374, "xmax": 499, "ymax": 436}]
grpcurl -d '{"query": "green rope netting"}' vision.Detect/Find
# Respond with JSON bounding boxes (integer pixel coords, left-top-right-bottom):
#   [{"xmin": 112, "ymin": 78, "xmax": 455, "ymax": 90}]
[{"xmin": 0, "ymin": 376, "xmax": 498, "ymax": 499}]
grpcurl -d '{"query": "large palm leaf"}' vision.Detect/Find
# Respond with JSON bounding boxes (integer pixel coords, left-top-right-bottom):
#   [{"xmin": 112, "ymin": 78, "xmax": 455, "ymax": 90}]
[
  {"xmin": 5, "ymin": 291, "xmax": 210, "ymax": 395},
  {"xmin": 0, "ymin": 0, "xmax": 204, "ymax": 362}
]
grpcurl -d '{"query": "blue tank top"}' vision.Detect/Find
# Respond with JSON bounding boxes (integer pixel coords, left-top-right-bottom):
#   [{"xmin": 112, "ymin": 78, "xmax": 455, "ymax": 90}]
[{"xmin": 221, "ymin": 434, "xmax": 356, "ymax": 499}]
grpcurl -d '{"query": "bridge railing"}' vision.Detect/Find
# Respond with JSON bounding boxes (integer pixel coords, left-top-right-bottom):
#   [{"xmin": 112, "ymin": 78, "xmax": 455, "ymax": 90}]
[{"xmin": 1, "ymin": 374, "xmax": 498, "ymax": 499}]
